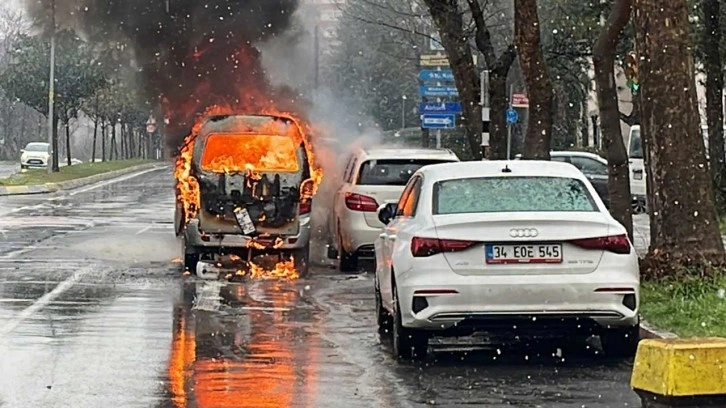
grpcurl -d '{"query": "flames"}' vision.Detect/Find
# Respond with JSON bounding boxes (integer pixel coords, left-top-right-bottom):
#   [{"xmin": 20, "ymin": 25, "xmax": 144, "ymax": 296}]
[{"xmin": 174, "ymin": 106, "xmax": 323, "ymax": 223}]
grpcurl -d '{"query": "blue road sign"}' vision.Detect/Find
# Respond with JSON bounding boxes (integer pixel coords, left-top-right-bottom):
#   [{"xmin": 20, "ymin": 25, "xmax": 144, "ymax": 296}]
[
  {"xmin": 419, "ymin": 102, "xmax": 462, "ymax": 114},
  {"xmin": 421, "ymin": 113, "xmax": 456, "ymax": 129},
  {"xmin": 418, "ymin": 69, "xmax": 455, "ymax": 82},
  {"xmin": 419, "ymin": 85, "xmax": 458, "ymax": 97},
  {"xmin": 506, "ymin": 108, "xmax": 519, "ymax": 125}
]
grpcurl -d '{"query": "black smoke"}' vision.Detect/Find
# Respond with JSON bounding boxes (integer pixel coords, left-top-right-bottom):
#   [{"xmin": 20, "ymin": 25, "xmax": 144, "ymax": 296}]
[{"xmin": 22, "ymin": 0, "xmax": 304, "ymax": 151}]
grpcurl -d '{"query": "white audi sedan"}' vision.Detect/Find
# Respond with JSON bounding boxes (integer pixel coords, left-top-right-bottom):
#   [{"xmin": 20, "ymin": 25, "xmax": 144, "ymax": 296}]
[{"xmin": 374, "ymin": 160, "xmax": 640, "ymax": 360}]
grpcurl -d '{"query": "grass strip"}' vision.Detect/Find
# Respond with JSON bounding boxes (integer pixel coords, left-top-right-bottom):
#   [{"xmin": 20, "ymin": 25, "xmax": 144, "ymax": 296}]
[{"xmin": 0, "ymin": 159, "xmax": 152, "ymax": 186}]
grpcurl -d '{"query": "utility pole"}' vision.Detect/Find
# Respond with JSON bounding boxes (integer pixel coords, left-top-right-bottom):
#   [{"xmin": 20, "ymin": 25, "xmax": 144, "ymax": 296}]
[
  {"xmin": 47, "ymin": 0, "xmax": 55, "ymax": 174},
  {"xmin": 507, "ymin": 84, "xmax": 514, "ymax": 159}
]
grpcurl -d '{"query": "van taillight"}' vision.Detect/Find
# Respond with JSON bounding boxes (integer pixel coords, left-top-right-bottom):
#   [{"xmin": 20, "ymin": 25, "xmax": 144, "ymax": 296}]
[
  {"xmin": 411, "ymin": 237, "xmax": 478, "ymax": 257},
  {"xmin": 345, "ymin": 192, "xmax": 378, "ymax": 212},
  {"xmin": 299, "ymin": 200, "xmax": 312, "ymax": 215},
  {"xmin": 570, "ymin": 234, "xmax": 630, "ymax": 254}
]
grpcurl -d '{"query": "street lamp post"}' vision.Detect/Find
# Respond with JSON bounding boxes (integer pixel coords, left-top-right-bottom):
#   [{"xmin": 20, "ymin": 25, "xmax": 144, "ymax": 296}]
[
  {"xmin": 46, "ymin": 0, "xmax": 56, "ymax": 174},
  {"xmin": 401, "ymin": 95, "xmax": 407, "ymax": 129}
]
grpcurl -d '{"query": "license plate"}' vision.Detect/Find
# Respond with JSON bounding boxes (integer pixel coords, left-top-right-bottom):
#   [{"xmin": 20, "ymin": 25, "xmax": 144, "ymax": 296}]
[
  {"xmin": 233, "ymin": 208, "xmax": 256, "ymax": 235},
  {"xmin": 485, "ymin": 244, "xmax": 562, "ymax": 264}
]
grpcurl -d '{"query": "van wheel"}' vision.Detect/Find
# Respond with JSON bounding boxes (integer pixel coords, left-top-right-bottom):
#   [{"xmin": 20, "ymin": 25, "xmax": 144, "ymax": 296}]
[
  {"xmin": 292, "ymin": 245, "xmax": 310, "ymax": 277},
  {"xmin": 338, "ymin": 234, "xmax": 358, "ymax": 272},
  {"xmin": 181, "ymin": 235, "xmax": 199, "ymax": 273}
]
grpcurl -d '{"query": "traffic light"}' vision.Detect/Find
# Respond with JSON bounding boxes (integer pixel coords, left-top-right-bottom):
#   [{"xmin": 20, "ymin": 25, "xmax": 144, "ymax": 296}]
[{"xmin": 624, "ymin": 52, "xmax": 639, "ymax": 93}]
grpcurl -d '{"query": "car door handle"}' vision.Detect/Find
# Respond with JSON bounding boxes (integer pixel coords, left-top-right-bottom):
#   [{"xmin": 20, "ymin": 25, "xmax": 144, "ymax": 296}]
[{"xmin": 379, "ymin": 233, "xmax": 387, "ymax": 239}]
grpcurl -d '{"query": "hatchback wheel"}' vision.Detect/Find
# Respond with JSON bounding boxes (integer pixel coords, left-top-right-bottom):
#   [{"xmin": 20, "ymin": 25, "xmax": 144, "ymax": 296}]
[
  {"xmin": 600, "ymin": 324, "xmax": 640, "ymax": 358},
  {"xmin": 375, "ymin": 277, "xmax": 392, "ymax": 335},
  {"xmin": 337, "ymin": 233, "xmax": 358, "ymax": 272},
  {"xmin": 392, "ymin": 286, "xmax": 428, "ymax": 360}
]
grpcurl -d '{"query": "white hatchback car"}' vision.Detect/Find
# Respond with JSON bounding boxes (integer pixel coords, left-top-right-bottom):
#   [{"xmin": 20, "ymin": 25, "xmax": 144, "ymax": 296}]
[
  {"xmin": 330, "ymin": 147, "xmax": 460, "ymax": 271},
  {"xmin": 374, "ymin": 160, "xmax": 640, "ymax": 360}
]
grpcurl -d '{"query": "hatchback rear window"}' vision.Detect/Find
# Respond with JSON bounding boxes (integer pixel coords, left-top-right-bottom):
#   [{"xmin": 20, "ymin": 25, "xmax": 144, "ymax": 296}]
[
  {"xmin": 200, "ymin": 133, "xmax": 299, "ymax": 172},
  {"xmin": 357, "ymin": 159, "xmax": 452, "ymax": 186},
  {"xmin": 433, "ymin": 176, "xmax": 597, "ymax": 214}
]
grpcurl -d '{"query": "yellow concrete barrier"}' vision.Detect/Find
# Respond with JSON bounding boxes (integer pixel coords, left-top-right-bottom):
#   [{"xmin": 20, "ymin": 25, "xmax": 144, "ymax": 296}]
[{"xmin": 631, "ymin": 337, "xmax": 726, "ymax": 399}]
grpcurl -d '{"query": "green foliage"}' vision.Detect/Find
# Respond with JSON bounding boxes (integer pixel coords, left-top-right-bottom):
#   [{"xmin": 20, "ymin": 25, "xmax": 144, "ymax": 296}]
[{"xmin": 0, "ymin": 30, "xmax": 106, "ymax": 123}]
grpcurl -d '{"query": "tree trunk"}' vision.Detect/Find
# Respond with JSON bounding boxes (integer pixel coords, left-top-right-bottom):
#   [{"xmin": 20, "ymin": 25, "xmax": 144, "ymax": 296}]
[
  {"xmin": 111, "ymin": 123, "xmax": 118, "ymax": 160},
  {"xmin": 593, "ymin": 0, "xmax": 634, "ymax": 240},
  {"xmin": 514, "ymin": 0, "xmax": 553, "ymax": 160},
  {"xmin": 633, "ymin": 0, "xmax": 725, "ymax": 265},
  {"xmin": 51, "ymin": 114, "xmax": 60, "ymax": 172},
  {"xmin": 422, "ymin": 0, "xmax": 482, "ymax": 160},
  {"xmin": 703, "ymin": 0, "xmax": 726, "ymax": 213},
  {"xmin": 91, "ymin": 117, "xmax": 98, "ymax": 163},
  {"xmin": 120, "ymin": 123, "xmax": 126, "ymax": 159},
  {"xmin": 101, "ymin": 121, "xmax": 107, "ymax": 162},
  {"xmin": 489, "ymin": 70, "xmax": 509, "ymax": 159},
  {"xmin": 65, "ymin": 121, "xmax": 71, "ymax": 167}
]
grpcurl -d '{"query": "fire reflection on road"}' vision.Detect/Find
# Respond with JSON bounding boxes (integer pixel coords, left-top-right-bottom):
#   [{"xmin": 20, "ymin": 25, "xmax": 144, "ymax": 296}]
[{"xmin": 168, "ymin": 280, "xmax": 320, "ymax": 408}]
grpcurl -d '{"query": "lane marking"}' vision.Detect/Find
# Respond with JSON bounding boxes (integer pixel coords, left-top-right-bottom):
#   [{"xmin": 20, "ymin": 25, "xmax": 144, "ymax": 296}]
[
  {"xmin": 135, "ymin": 225, "xmax": 153, "ymax": 235},
  {"xmin": 66, "ymin": 167, "xmax": 161, "ymax": 196},
  {"xmin": 0, "ymin": 265, "xmax": 96, "ymax": 338}
]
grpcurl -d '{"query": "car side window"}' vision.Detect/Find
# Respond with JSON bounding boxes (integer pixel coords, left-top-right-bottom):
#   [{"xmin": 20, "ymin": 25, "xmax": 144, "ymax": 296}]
[
  {"xmin": 402, "ymin": 177, "xmax": 423, "ymax": 217},
  {"xmin": 571, "ymin": 157, "xmax": 608, "ymax": 176},
  {"xmin": 342, "ymin": 156, "xmax": 356, "ymax": 183},
  {"xmin": 396, "ymin": 180, "xmax": 416, "ymax": 217},
  {"xmin": 551, "ymin": 156, "xmax": 568, "ymax": 163}
]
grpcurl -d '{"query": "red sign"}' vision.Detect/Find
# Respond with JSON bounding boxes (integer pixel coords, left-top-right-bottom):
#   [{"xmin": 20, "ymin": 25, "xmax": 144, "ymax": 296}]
[{"xmin": 512, "ymin": 93, "xmax": 529, "ymax": 108}]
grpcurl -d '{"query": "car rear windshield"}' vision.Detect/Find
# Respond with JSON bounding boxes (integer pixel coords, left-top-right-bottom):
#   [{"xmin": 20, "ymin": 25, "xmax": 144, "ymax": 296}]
[
  {"xmin": 24, "ymin": 143, "xmax": 48, "ymax": 152},
  {"xmin": 433, "ymin": 176, "xmax": 597, "ymax": 214},
  {"xmin": 357, "ymin": 159, "xmax": 452, "ymax": 186},
  {"xmin": 200, "ymin": 133, "xmax": 300, "ymax": 172}
]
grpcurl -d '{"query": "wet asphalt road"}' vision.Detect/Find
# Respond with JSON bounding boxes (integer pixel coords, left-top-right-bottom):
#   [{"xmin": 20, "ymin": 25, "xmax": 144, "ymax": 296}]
[{"xmin": 0, "ymin": 167, "xmax": 643, "ymax": 408}]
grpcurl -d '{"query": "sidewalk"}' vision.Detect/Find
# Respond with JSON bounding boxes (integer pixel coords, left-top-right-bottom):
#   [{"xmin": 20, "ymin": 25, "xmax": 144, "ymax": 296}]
[{"xmin": 631, "ymin": 214, "xmax": 726, "ymax": 256}]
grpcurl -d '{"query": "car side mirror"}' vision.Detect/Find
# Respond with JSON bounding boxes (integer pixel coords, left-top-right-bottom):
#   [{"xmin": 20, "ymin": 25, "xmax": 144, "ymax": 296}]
[
  {"xmin": 20, "ymin": 149, "xmax": 25, "ymax": 153},
  {"xmin": 377, "ymin": 203, "xmax": 397, "ymax": 225}
]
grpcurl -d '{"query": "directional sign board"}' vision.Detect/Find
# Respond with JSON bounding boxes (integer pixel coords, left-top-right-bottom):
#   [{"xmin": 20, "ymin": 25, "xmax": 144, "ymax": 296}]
[
  {"xmin": 419, "ymin": 102, "xmax": 462, "ymax": 115},
  {"xmin": 422, "ymin": 114, "xmax": 456, "ymax": 129},
  {"xmin": 419, "ymin": 69, "xmax": 454, "ymax": 82},
  {"xmin": 419, "ymin": 85, "xmax": 458, "ymax": 97},
  {"xmin": 506, "ymin": 108, "xmax": 519, "ymax": 125},
  {"xmin": 420, "ymin": 54, "xmax": 478, "ymax": 67},
  {"xmin": 512, "ymin": 93, "xmax": 529, "ymax": 108}
]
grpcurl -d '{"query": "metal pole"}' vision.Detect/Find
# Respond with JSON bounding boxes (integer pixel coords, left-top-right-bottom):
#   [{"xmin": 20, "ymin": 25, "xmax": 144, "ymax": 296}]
[
  {"xmin": 436, "ymin": 129, "xmax": 441, "ymax": 148},
  {"xmin": 401, "ymin": 96, "xmax": 405, "ymax": 129},
  {"xmin": 506, "ymin": 84, "xmax": 514, "ymax": 159},
  {"xmin": 47, "ymin": 0, "xmax": 55, "ymax": 174},
  {"xmin": 313, "ymin": 25, "xmax": 319, "ymax": 90}
]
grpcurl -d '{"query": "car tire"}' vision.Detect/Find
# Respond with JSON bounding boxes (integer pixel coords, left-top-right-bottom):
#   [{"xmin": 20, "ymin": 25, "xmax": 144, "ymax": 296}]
[
  {"xmin": 181, "ymin": 234, "xmax": 199, "ymax": 272},
  {"xmin": 375, "ymin": 275, "xmax": 392, "ymax": 335},
  {"xmin": 20, "ymin": 164, "xmax": 27, "ymax": 170},
  {"xmin": 292, "ymin": 245, "xmax": 310, "ymax": 277},
  {"xmin": 392, "ymin": 285, "xmax": 428, "ymax": 360},
  {"xmin": 337, "ymin": 233, "xmax": 358, "ymax": 272},
  {"xmin": 600, "ymin": 324, "xmax": 640, "ymax": 358}
]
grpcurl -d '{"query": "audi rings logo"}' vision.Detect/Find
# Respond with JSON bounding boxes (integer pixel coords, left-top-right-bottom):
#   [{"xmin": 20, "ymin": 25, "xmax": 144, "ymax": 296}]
[{"xmin": 509, "ymin": 228, "xmax": 539, "ymax": 238}]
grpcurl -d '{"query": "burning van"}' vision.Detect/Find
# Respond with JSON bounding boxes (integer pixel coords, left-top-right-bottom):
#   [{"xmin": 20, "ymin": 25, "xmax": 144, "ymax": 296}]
[{"xmin": 174, "ymin": 113, "xmax": 316, "ymax": 277}]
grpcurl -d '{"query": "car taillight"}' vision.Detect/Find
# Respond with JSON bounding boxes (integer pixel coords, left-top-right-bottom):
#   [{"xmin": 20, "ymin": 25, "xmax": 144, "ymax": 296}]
[
  {"xmin": 299, "ymin": 200, "xmax": 312, "ymax": 215},
  {"xmin": 345, "ymin": 192, "xmax": 379, "ymax": 212},
  {"xmin": 570, "ymin": 234, "xmax": 630, "ymax": 254},
  {"xmin": 411, "ymin": 237, "xmax": 478, "ymax": 257}
]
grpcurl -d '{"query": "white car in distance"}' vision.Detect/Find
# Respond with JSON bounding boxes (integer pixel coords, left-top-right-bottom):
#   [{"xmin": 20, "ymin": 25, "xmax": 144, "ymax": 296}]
[
  {"xmin": 374, "ymin": 160, "xmax": 640, "ymax": 360},
  {"xmin": 20, "ymin": 142, "xmax": 50, "ymax": 169}
]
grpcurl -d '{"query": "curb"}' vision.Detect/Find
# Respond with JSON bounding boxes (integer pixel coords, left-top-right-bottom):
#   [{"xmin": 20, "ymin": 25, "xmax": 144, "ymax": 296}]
[
  {"xmin": 0, "ymin": 162, "xmax": 166, "ymax": 197},
  {"xmin": 639, "ymin": 319, "xmax": 678, "ymax": 340}
]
